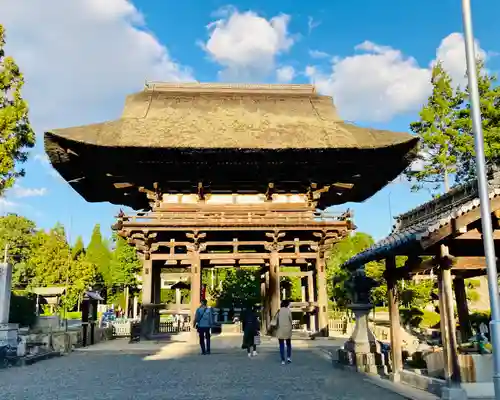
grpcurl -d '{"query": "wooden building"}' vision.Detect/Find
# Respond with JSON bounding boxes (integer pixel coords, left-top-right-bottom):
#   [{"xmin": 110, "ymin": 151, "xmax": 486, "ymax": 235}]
[
  {"xmin": 342, "ymin": 170, "xmax": 500, "ymax": 387},
  {"xmin": 44, "ymin": 82, "xmax": 418, "ymax": 337}
]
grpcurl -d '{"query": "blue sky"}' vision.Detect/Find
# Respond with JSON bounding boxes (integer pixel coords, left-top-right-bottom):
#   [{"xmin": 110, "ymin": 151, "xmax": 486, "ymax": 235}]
[{"xmin": 1, "ymin": 0, "xmax": 499, "ymax": 246}]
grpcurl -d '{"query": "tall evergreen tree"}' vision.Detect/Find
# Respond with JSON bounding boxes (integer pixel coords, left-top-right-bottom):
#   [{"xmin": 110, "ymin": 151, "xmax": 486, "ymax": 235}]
[
  {"xmin": 72, "ymin": 236, "xmax": 85, "ymax": 260},
  {"xmin": 405, "ymin": 62, "xmax": 464, "ymax": 193},
  {"xmin": 0, "ymin": 25, "xmax": 35, "ymax": 195},
  {"xmin": 86, "ymin": 224, "xmax": 111, "ymax": 289},
  {"xmin": 454, "ymin": 59, "xmax": 500, "ymax": 181}
]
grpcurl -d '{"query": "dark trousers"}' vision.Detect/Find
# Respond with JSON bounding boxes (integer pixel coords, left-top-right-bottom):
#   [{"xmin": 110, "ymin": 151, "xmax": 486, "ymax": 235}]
[
  {"xmin": 198, "ymin": 327, "xmax": 211, "ymax": 354},
  {"xmin": 247, "ymin": 345, "xmax": 257, "ymax": 354},
  {"xmin": 278, "ymin": 338, "xmax": 292, "ymax": 361}
]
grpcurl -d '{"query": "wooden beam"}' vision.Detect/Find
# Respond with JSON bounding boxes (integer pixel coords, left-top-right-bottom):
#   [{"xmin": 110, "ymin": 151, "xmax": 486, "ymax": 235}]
[
  {"xmin": 421, "ymin": 196, "xmax": 500, "ymax": 248},
  {"xmin": 279, "ymin": 271, "xmax": 313, "ymax": 277},
  {"xmin": 455, "ymin": 228, "xmax": 500, "ymax": 240}
]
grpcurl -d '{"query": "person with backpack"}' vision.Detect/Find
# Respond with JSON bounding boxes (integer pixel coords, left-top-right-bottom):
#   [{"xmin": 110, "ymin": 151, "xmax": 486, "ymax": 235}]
[{"xmin": 194, "ymin": 299, "xmax": 213, "ymax": 355}]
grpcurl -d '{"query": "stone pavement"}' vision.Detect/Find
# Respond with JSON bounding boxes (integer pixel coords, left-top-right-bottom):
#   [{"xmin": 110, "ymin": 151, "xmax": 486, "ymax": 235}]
[{"xmin": 0, "ymin": 334, "xmax": 406, "ymax": 400}]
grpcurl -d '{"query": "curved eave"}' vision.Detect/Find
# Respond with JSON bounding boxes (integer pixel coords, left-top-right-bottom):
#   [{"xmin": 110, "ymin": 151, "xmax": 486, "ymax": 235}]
[{"xmin": 44, "ymin": 132, "xmax": 418, "ymax": 210}]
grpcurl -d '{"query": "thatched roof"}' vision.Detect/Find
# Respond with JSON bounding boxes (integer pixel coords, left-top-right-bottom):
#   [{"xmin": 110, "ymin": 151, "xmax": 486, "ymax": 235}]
[
  {"xmin": 43, "ymin": 83, "xmax": 419, "ymax": 210},
  {"xmin": 46, "ymin": 82, "xmax": 415, "ymax": 151}
]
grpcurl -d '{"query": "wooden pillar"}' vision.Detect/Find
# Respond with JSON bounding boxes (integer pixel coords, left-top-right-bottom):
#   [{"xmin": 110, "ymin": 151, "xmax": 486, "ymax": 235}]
[
  {"xmin": 316, "ymin": 252, "xmax": 329, "ymax": 336},
  {"xmin": 124, "ymin": 285, "xmax": 129, "ymax": 318},
  {"xmin": 386, "ymin": 256, "xmax": 403, "ymax": 380},
  {"xmin": 141, "ymin": 258, "xmax": 153, "ymax": 338},
  {"xmin": 133, "ymin": 296, "xmax": 138, "ymax": 319},
  {"xmin": 307, "ymin": 270, "xmax": 317, "ymax": 332},
  {"xmin": 454, "ymin": 277, "xmax": 471, "ymax": 343},
  {"xmin": 264, "ymin": 270, "xmax": 270, "ymax": 329},
  {"xmin": 437, "ymin": 271, "xmax": 452, "ymax": 381},
  {"xmin": 189, "ymin": 251, "xmax": 201, "ymax": 328},
  {"xmin": 439, "ymin": 245, "xmax": 461, "ymax": 385},
  {"xmin": 269, "ymin": 251, "xmax": 280, "ymax": 319},
  {"xmin": 152, "ymin": 266, "xmax": 161, "ymax": 333}
]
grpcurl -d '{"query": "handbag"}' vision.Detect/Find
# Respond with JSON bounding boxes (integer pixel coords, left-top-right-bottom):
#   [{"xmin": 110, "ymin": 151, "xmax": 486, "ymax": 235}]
[{"xmin": 254, "ymin": 333, "xmax": 261, "ymax": 346}]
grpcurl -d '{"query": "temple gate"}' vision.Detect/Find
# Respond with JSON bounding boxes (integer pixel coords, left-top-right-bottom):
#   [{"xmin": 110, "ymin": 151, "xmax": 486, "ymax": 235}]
[{"xmin": 43, "ymin": 82, "xmax": 418, "ymax": 339}]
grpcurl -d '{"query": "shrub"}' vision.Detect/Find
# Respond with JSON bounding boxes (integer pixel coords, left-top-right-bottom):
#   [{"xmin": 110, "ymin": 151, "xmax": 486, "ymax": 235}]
[{"xmin": 400, "ymin": 307, "xmax": 440, "ymax": 328}]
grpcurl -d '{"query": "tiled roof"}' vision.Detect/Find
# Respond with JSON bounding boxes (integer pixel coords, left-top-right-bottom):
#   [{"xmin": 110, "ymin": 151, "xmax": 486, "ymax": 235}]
[{"xmin": 342, "ymin": 176, "xmax": 500, "ymax": 268}]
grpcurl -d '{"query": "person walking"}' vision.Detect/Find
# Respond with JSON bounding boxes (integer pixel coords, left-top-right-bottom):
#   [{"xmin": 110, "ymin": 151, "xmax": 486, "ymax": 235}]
[
  {"xmin": 241, "ymin": 305, "xmax": 260, "ymax": 358},
  {"xmin": 274, "ymin": 299, "xmax": 293, "ymax": 365},
  {"xmin": 194, "ymin": 299, "xmax": 213, "ymax": 355}
]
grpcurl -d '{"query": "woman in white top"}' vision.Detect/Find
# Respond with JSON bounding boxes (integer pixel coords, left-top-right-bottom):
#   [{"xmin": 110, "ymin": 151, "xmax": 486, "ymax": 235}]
[{"xmin": 274, "ymin": 299, "xmax": 293, "ymax": 364}]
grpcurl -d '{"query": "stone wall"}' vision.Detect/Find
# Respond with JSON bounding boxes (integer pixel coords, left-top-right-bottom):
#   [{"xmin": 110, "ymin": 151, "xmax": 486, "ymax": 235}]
[{"xmin": 21, "ymin": 326, "xmax": 113, "ymax": 354}]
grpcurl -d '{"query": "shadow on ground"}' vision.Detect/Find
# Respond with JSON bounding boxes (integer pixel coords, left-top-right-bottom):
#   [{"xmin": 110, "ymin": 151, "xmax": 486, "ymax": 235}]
[{"xmin": 0, "ymin": 336, "xmax": 405, "ymax": 400}]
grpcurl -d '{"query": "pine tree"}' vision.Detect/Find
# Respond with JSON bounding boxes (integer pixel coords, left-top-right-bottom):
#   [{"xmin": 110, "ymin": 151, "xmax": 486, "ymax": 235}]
[
  {"xmin": 454, "ymin": 59, "xmax": 500, "ymax": 181},
  {"xmin": 405, "ymin": 62, "xmax": 464, "ymax": 193},
  {"xmin": 0, "ymin": 25, "xmax": 35, "ymax": 194}
]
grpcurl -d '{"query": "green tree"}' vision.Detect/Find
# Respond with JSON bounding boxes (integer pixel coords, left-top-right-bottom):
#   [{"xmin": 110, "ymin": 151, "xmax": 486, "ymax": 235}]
[
  {"xmin": 28, "ymin": 224, "xmax": 71, "ymax": 287},
  {"xmin": 214, "ymin": 269, "xmax": 260, "ymax": 308},
  {"xmin": 72, "ymin": 236, "xmax": 85, "ymax": 260},
  {"xmin": 0, "ymin": 214, "xmax": 36, "ymax": 287},
  {"xmin": 454, "ymin": 59, "xmax": 500, "ymax": 181},
  {"xmin": 327, "ymin": 232, "xmax": 382, "ymax": 307},
  {"xmin": 109, "ymin": 234, "xmax": 141, "ymax": 288},
  {"xmin": 406, "ymin": 62, "xmax": 464, "ymax": 193},
  {"xmin": 0, "ymin": 25, "xmax": 35, "ymax": 194},
  {"xmin": 86, "ymin": 224, "xmax": 111, "ymax": 289}
]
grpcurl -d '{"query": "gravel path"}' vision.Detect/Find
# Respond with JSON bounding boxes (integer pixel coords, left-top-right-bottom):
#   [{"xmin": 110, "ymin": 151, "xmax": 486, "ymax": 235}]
[{"xmin": 0, "ymin": 338, "xmax": 404, "ymax": 400}]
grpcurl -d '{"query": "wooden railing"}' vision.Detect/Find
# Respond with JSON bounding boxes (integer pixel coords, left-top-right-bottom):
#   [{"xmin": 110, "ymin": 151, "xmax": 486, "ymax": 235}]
[{"xmin": 121, "ymin": 210, "xmax": 349, "ymax": 227}]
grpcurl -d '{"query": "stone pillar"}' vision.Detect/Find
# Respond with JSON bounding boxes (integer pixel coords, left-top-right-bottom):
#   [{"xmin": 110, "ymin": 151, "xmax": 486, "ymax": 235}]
[
  {"xmin": 386, "ymin": 256, "xmax": 402, "ymax": 380},
  {"xmin": 190, "ymin": 251, "xmax": 201, "ymax": 329},
  {"xmin": 124, "ymin": 285, "xmax": 130, "ymax": 318},
  {"xmin": 453, "ymin": 277, "xmax": 471, "ymax": 343},
  {"xmin": 141, "ymin": 258, "xmax": 153, "ymax": 338},
  {"xmin": 316, "ymin": 252, "xmax": 329, "ymax": 337},
  {"xmin": 0, "ymin": 262, "xmax": 18, "ymax": 346},
  {"xmin": 175, "ymin": 288, "xmax": 182, "ymax": 311},
  {"xmin": 269, "ymin": 251, "xmax": 280, "ymax": 319},
  {"xmin": 338, "ymin": 303, "xmax": 388, "ymax": 374}
]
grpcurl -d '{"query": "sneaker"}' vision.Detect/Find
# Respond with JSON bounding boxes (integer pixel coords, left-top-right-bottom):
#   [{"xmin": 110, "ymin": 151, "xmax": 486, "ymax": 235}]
[
  {"xmin": 281, "ymin": 361, "xmax": 286, "ymax": 365},
  {"xmin": 287, "ymin": 358, "xmax": 292, "ymax": 364},
  {"xmin": 252, "ymin": 351, "xmax": 258, "ymax": 357},
  {"xmin": 248, "ymin": 353, "xmax": 252, "ymax": 358}
]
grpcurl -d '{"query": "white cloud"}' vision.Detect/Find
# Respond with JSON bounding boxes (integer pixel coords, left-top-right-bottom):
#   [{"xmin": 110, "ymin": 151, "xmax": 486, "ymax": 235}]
[
  {"xmin": 307, "ymin": 16, "xmax": 321, "ymax": 34},
  {"xmin": 202, "ymin": 9, "xmax": 295, "ymax": 80},
  {"xmin": 0, "ymin": 198, "xmax": 18, "ymax": 214},
  {"xmin": 276, "ymin": 66, "xmax": 295, "ymax": 83},
  {"xmin": 1, "ymin": 0, "xmax": 194, "ymax": 132},
  {"xmin": 305, "ymin": 33, "xmax": 488, "ymax": 123},
  {"xmin": 10, "ymin": 185, "xmax": 47, "ymax": 198},
  {"xmin": 309, "ymin": 49, "xmax": 330, "ymax": 59}
]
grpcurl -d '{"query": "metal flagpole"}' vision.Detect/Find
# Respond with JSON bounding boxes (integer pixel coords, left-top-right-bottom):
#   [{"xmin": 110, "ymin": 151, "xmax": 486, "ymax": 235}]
[{"xmin": 461, "ymin": 1, "xmax": 500, "ymax": 398}]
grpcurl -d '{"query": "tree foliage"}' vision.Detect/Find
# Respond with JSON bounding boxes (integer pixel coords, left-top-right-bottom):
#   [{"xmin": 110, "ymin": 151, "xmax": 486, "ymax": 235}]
[
  {"xmin": 212, "ymin": 269, "xmax": 260, "ymax": 308},
  {"xmin": 406, "ymin": 62, "xmax": 463, "ymax": 192},
  {"xmin": 0, "ymin": 213, "xmax": 36, "ymax": 287},
  {"xmin": 407, "ymin": 59, "xmax": 500, "ymax": 193},
  {"xmin": 86, "ymin": 224, "xmax": 111, "ymax": 289},
  {"xmin": 109, "ymin": 234, "xmax": 141, "ymax": 288},
  {"xmin": 0, "ymin": 25, "xmax": 35, "ymax": 195},
  {"xmin": 327, "ymin": 232, "xmax": 386, "ymax": 307}
]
